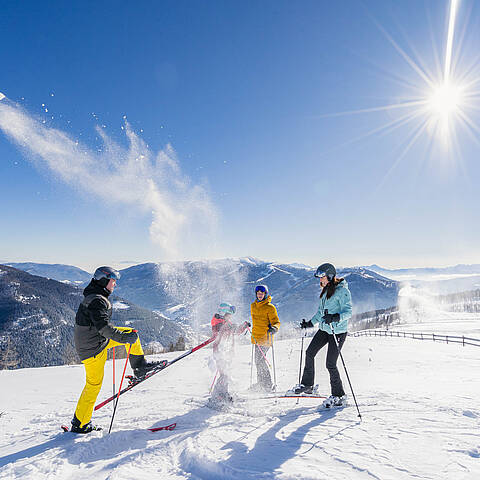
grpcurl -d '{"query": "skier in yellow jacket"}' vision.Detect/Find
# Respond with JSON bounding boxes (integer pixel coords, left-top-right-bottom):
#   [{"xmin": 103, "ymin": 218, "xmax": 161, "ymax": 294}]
[{"xmin": 250, "ymin": 285, "xmax": 280, "ymax": 391}]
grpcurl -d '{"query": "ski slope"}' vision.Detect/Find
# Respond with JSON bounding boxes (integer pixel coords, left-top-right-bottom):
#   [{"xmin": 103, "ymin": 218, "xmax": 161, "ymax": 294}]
[{"xmin": 0, "ymin": 332, "xmax": 479, "ymax": 479}]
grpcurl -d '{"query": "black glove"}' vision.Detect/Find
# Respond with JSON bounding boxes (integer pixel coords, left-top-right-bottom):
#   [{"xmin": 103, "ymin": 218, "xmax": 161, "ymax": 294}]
[
  {"xmin": 322, "ymin": 313, "xmax": 340, "ymax": 325},
  {"xmin": 121, "ymin": 330, "xmax": 139, "ymax": 344},
  {"xmin": 267, "ymin": 325, "xmax": 278, "ymax": 335},
  {"xmin": 300, "ymin": 319, "xmax": 314, "ymax": 329},
  {"xmin": 243, "ymin": 321, "xmax": 251, "ymax": 328}
]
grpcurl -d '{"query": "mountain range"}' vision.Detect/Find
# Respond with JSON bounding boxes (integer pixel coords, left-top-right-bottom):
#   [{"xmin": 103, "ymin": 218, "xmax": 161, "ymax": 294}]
[
  {"xmin": 4, "ymin": 258, "xmax": 480, "ymax": 369},
  {"xmin": 112, "ymin": 258, "xmax": 400, "ymax": 328},
  {"xmin": 4, "ymin": 262, "xmax": 92, "ymax": 284},
  {"xmin": 0, "ymin": 265, "xmax": 186, "ymax": 369},
  {"xmin": 2, "ymin": 258, "xmax": 400, "ymax": 327}
]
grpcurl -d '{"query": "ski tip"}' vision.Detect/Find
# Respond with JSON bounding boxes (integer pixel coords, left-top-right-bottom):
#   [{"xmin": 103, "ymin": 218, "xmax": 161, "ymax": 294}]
[{"xmin": 148, "ymin": 422, "xmax": 176, "ymax": 432}]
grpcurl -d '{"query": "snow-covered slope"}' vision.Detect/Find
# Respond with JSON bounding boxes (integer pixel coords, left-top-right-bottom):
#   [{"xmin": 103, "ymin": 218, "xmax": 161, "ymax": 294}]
[
  {"xmin": 1, "ymin": 332, "xmax": 479, "ymax": 479},
  {"xmin": 5, "ymin": 263, "xmax": 91, "ymax": 284}
]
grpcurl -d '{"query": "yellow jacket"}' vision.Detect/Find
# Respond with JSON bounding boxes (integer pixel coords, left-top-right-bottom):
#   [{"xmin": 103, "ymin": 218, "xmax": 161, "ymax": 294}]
[{"xmin": 250, "ymin": 296, "xmax": 280, "ymax": 346}]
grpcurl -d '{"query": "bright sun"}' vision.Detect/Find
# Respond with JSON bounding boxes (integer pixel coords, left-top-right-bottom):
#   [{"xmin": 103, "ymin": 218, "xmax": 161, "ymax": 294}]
[
  {"xmin": 319, "ymin": 0, "xmax": 480, "ymax": 158},
  {"xmin": 427, "ymin": 82, "xmax": 462, "ymax": 117}
]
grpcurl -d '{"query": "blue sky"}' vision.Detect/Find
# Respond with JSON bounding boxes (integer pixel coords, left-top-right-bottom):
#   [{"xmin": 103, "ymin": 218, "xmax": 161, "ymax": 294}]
[{"xmin": 1, "ymin": 0, "xmax": 479, "ymax": 272}]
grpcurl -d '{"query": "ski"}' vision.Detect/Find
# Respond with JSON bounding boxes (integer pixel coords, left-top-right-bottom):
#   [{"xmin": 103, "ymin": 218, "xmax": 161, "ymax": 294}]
[
  {"xmin": 148, "ymin": 422, "xmax": 176, "ymax": 432},
  {"xmin": 253, "ymin": 394, "xmax": 327, "ymax": 400},
  {"xmin": 61, "ymin": 423, "xmax": 175, "ymax": 432},
  {"xmin": 318, "ymin": 403, "xmax": 346, "ymax": 410},
  {"xmin": 61, "ymin": 425, "xmax": 103, "ymax": 433},
  {"xmin": 95, "ymin": 336, "xmax": 216, "ymax": 411}
]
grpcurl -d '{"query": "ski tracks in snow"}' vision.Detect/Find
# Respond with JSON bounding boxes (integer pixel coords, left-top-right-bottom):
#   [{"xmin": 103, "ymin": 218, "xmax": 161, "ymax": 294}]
[{"xmin": 1, "ymin": 337, "xmax": 480, "ymax": 479}]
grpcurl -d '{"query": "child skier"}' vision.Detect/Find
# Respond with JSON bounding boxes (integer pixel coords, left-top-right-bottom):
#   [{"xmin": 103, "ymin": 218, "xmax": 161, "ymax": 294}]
[{"xmin": 210, "ymin": 303, "xmax": 250, "ymax": 404}]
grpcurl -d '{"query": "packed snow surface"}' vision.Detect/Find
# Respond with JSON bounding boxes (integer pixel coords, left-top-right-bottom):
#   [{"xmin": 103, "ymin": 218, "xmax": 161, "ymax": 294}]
[{"xmin": 0, "ymin": 333, "xmax": 479, "ymax": 479}]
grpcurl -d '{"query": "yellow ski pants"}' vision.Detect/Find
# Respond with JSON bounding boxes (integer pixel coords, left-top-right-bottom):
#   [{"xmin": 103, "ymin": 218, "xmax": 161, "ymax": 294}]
[{"xmin": 74, "ymin": 327, "xmax": 144, "ymax": 427}]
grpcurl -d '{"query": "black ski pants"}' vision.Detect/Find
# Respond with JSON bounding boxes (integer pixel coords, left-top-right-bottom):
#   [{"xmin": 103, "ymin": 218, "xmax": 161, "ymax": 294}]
[{"xmin": 301, "ymin": 329, "xmax": 347, "ymax": 397}]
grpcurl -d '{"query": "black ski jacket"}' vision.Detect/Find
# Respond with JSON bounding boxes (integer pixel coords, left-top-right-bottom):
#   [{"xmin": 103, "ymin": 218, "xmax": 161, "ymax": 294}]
[{"xmin": 74, "ymin": 281, "xmax": 132, "ymax": 361}]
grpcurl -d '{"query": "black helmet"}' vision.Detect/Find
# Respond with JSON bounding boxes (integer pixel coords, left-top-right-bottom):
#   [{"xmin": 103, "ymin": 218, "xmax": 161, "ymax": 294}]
[
  {"xmin": 314, "ymin": 263, "xmax": 336, "ymax": 280},
  {"xmin": 93, "ymin": 266, "xmax": 121, "ymax": 286}
]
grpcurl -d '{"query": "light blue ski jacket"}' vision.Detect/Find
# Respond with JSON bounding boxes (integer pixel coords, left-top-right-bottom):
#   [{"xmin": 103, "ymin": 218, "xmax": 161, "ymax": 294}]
[{"xmin": 310, "ymin": 279, "xmax": 352, "ymax": 334}]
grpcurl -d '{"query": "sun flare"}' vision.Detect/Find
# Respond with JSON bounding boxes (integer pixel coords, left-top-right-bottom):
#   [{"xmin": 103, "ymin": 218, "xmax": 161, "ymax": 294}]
[
  {"xmin": 318, "ymin": 0, "xmax": 480, "ymax": 163},
  {"xmin": 427, "ymin": 82, "xmax": 462, "ymax": 117}
]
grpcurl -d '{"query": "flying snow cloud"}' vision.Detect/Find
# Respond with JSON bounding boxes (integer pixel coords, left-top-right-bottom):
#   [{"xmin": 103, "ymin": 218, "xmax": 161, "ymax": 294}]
[{"xmin": 0, "ymin": 96, "xmax": 217, "ymax": 258}]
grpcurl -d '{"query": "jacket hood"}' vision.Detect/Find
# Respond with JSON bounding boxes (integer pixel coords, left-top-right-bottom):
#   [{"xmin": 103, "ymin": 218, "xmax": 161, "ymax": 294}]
[
  {"xmin": 336, "ymin": 278, "xmax": 348, "ymax": 290},
  {"xmin": 83, "ymin": 279, "xmax": 111, "ymax": 298}
]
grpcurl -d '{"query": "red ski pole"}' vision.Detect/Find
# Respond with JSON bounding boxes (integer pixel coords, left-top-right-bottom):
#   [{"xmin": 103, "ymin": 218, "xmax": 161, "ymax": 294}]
[
  {"xmin": 209, "ymin": 370, "xmax": 218, "ymax": 393},
  {"xmin": 247, "ymin": 327, "xmax": 272, "ymax": 368},
  {"xmin": 108, "ymin": 341, "xmax": 133, "ymax": 434},
  {"xmin": 112, "ymin": 346, "xmax": 116, "ymax": 413}
]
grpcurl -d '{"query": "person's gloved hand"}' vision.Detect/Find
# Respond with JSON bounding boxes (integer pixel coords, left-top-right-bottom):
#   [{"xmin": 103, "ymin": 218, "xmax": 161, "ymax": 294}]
[
  {"xmin": 300, "ymin": 319, "xmax": 314, "ymax": 329},
  {"xmin": 243, "ymin": 321, "xmax": 251, "ymax": 328},
  {"xmin": 267, "ymin": 325, "xmax": 278, "ymax": 335},
  {"xmin": 322, "ymin": 313, "xmax": 340, "ymax": 325},
  {"xmin": 121, "ymin": 330, "xmax": 138, "ymax": 344}
]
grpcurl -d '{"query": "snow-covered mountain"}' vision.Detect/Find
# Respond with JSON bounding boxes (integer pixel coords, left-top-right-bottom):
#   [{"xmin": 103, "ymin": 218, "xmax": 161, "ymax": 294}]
[
  {"xmin": 2, "ymin": 259, "xmax": 400, "ymax": 333},
  {"xmin": 0, "ymin": 265, "xmax": 187, "ymax": 369},
  {"xmin": 4, "ymin": 262, "xmax": 91, "ymax": 284},
  {"xmin": 114, "ymin": 259, "xmax": 399, "ymax": 328},
  {"xmin": 364, "ymin": 263, "xmax": 480, "ymax": 279}
]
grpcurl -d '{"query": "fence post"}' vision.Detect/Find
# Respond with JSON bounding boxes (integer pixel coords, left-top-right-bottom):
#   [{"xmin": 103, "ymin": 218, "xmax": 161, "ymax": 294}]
[
  {"xmin": 446, "ymin": 335, "xmax": 448, "ymax": 344},
  {"xmin": 432, "ymin": 333, "xmax": 435, "ymax": 342},
  {"xmin": 421, "ymin": 333, "xmax": 423, "ymax": 340},
  {"xmin": 463, "ymin": 336, "xmax": 465, "ymax": 346}
]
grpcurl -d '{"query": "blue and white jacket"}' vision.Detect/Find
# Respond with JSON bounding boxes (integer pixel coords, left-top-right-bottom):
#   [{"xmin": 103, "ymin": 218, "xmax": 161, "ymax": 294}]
[{"xmin": 310, "ymin": 279, "xmax": 352, "ymax": 334}]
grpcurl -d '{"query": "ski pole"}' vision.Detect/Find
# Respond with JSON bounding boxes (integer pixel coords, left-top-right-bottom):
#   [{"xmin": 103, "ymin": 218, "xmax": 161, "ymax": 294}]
[
  {"xmin": 298, "ymin": 330, "xmax": 306, "ymax": 385},
  {"xmin": 108, "ymin": 342, "xmax": 132, "ymax": 434},
  {"xmin": 250, "ymin": 344, "xmax": 254, "ymax": 388},
  {"xmin": 270, "ymin": 332, "xmax": 277, "ymax": 393},
  {"xmin": 297, "ymin": 329, "xmax": 306, "ymax": 405},
  {"xmin": 247, "ymin": 328, "xmax": 271, "ymax": 368},
  {"xmin": 112, "ymin": 346, "xmax": 116, "ymax": 414},
  {"xmin": 209, "ymin": 369, "xmax": 218, "ymax": 393},
  {"xmin": 330, "ymin": 320, "xmax": 362, "ymax": 419}
]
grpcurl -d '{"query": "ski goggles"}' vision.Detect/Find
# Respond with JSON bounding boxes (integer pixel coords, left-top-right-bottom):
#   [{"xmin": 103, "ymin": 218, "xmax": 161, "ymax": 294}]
[
  {"xmin": 314, "ymin": 271, "xmax": 327, "ymax": 278},
  {"xmin": 218, "ymin": 303, "xmax": 236, "ymax": 315},
  {"xmin": 255, "ymin": 285, "xmax": 268, "ymax": 294}
]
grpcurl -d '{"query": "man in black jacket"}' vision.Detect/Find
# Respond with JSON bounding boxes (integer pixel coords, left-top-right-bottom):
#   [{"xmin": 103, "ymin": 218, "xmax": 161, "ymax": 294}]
[{"xmin": 71, "ymin": 266, "xmax": 164, "ymax": 433}]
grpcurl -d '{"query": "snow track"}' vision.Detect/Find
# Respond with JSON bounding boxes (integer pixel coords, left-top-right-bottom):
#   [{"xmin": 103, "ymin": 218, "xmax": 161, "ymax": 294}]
[{"xmin": 0, "ymin": 335, "xmax": 479, "ymax": 479}]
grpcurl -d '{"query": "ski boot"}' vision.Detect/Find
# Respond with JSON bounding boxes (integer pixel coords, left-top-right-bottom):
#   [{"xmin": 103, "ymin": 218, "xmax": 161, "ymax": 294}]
[
  {"xmin": 321, "ymin": 394, "xmax": 347, "ymax": 409},
  {"xmin": 288, "ymin": 384, "xmax": 317, "ymax": 395},
  {"xmin": 130, "ymin": 355, "xmax": 167, "ymax": 380},
  {"xmin": 69, "ymin": 415, "xmax": 102, "ymax": 434}
]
